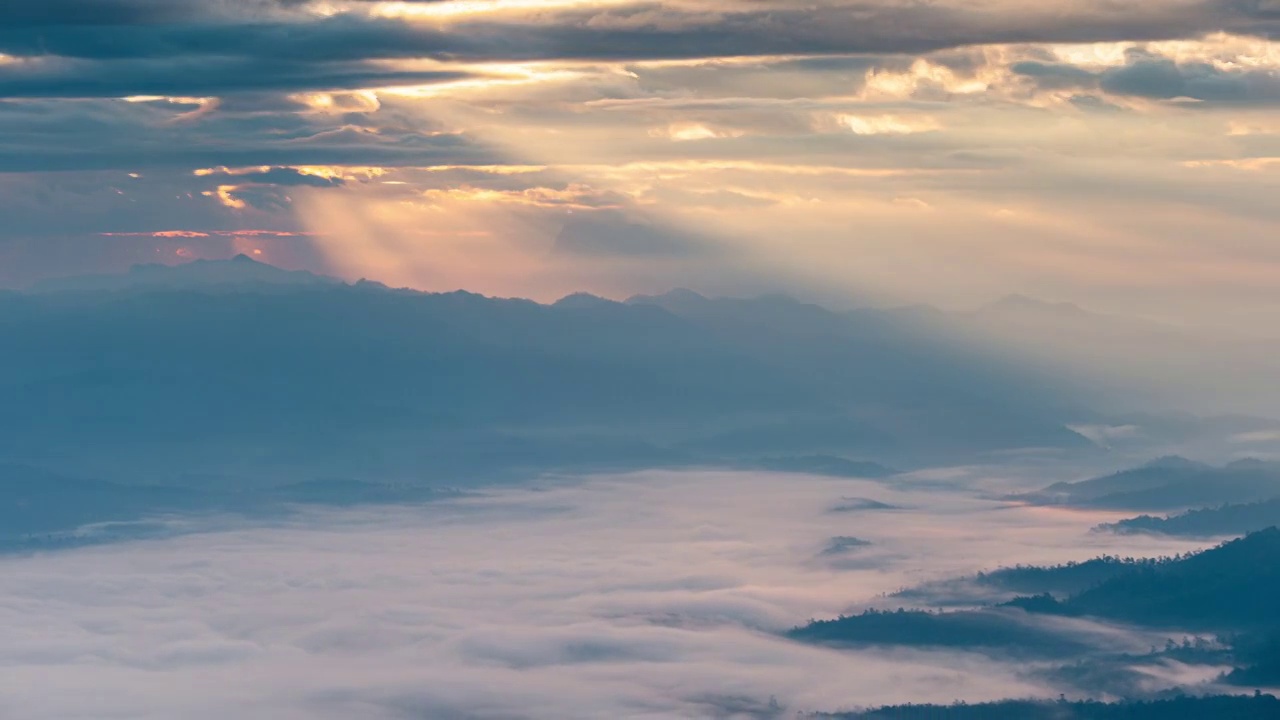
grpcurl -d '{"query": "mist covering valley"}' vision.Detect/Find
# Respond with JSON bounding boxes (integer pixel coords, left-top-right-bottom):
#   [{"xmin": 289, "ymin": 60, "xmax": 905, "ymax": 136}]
[{"xmin": 3, "ymin": 259, "xmax": 1280, "ymax": 718}]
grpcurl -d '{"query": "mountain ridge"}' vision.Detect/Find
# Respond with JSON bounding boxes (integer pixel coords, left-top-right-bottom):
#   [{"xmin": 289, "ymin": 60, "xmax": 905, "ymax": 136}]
[{"xmin": 0, "ymin": 261, "xmax": 1094, "ymax": 484}]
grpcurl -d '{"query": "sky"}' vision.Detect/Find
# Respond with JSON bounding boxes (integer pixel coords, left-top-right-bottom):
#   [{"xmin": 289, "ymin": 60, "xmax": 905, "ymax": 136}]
[
  {"xmin": 0, "ymin": 468, "xmax": 1213, "ymax": 719},
  {"xmin": 2, "ymin": 0, "xmax": 1279, "ymax": 325}
]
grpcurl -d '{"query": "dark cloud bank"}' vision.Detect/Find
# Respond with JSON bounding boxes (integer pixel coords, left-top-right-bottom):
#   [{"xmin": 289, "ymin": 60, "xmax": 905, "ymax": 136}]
[
  {"xmin": 1, "ymin": 0, "xmax": 1278, "ymax": 99},
  {"xmin": 1016, "ymin": 49, "xmax": 1280, "ymax": 104}
]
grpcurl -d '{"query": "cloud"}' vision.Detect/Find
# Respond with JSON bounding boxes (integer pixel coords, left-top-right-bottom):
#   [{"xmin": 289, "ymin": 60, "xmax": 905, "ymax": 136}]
[
  {"xmin": 198, "ymin": 166, "xmax": 347, "ymax": 186},
  {"xmin": 0, "ymin": 0, "xmax": 322, "ymax": 27},
  {"xmin": 1, "ymin": 2, "xmax": 1279, "ymax": 330},
  {"xmin": 0, "ymin": 0, "xmax": 226, "ymax": 26},
  {"xmin": 0, "ymin": 96, "xmax": 494, "ymax": 172},
  {"xmin": 1010, "ymin": 60, "xmax": 1099, "ymax": 90},
  {"xmin": 0, "ymin": 57, "xmax": 470, "ymax": 99},
  {"xmin": 419, "ymin": 182, "xmax": 628, "ymax": 210},
  {"xmin": 0, "ymin": 469, "xmax": 1213, "ymax": 719},
  {"xmin": 1, "ymin": 1, "xmax": 1277, "ymax": 69},
  {"xmin": 552, "ymin": 210, "xmax": 715, "ymax": 257},
  {"xmin": 1101, "ymin": 53, "xmax": 1280, "ymax": 103},
  {"xmin": 1014, "ymin": 49, "xmax": 1280, "ymax": 104},
  {"xmin": 837, "ymin": 113, "xmax": 942, "ymax": 135}
]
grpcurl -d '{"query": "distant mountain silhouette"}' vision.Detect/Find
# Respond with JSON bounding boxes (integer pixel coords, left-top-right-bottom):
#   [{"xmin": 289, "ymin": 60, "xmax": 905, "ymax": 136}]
[
  {"xmin": 1141, "ymin": 455, "xmax": 1212, "ymax": 471},
  {"xmin": 0, "ymin": 463, "xmax": 200, "ymax": 541},
  {"xmin": 787, "ymin": 607, "xmax": 1090, "ymax": 658},
  {"xmin": 895, "ymin": 556, "xmax": 1154, "ymax": 607},
  {"xmin": 626, "ymin": 287, "xmax": 713, "ymax": 313},
  {"xmin": 0, "ymin": 462, "xmax": 458, "ymax": 551},
  {"xmin": 1070, "ymin": 412, "xmax": 1280, "ymax": 457},
  {"xmin": 828, "ymin": 497, "xmax": 901, "ymax": 513},
  {"xmin": 29, "ymin": 255, "xmax": 339, "ymax": 293},
  {"xmin": 551, "ymin": 292, "xmax": 620, "ymax": 310},
  {"xmin": 1017, "ymin": 457, "xmax": 1280, "ymax": 510},
  {"xmin": 820, "ymin": 536, "xmax": 873, "ymax": 555},
  {"xmin": 1100, "ymin": 497, "xmax": 1280, "ymax": 538},
  {"xmin": 1, "ymin": 260, "xmax": 1093, "ymax": 486}
]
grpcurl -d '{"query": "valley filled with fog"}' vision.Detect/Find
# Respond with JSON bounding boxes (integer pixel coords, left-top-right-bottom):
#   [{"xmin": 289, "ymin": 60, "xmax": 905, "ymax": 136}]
[
  {"xmin": 4, "ymin": 261, "xmax": 1280, "ymax": 719},
  {"xmin": 0, "ymin": 467, "xmax": 1230, "ymax": 719}
]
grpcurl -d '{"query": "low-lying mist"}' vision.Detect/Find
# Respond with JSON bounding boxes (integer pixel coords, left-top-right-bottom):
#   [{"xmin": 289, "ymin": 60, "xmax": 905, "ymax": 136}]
[{"xmin": 0, "ymin": 469, "xmax": 1211, "ymax": 719}]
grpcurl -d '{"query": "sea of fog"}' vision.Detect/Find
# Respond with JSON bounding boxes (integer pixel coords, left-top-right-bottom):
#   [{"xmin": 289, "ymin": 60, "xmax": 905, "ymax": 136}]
[{"xmin": 0, "ymin": 468, "xmax": 1215, "ymax": 719}]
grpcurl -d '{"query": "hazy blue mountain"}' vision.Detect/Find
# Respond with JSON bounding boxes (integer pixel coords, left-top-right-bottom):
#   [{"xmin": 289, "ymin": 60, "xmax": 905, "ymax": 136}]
[
  {"xmin": 1017, "ymin": 457, "xmax": 1280, "ymax": 510},
  {"xmin": 787, "ymin": 607, "xmax": 1089, "ymax": 658},
  {"xmin": 895, "ymin": 556, "xmax": 1157, "ymax": 606},
  {"xmin": 1100, "ymin": 497, "xmax": 1280, "ymax": 538},
  {"xmin": 974, "ymin": 557, "xmax": 1163, "ymax": 597},
  {"xmin": 0, "ymin": 462, "xmax": 460, "ymax": 552},
  {"xmin": 1033, "ymin": 456, "xmax": 1210, "ymax": 500},
  {"xmin": 820, "ymin": 536, "xmax": 873, "ymax": 555},
  {"xmin": 828, "ymin": 497, "xmax": 901, "ymax": 512},
  {"xmin": 0, "ymin": 261, "xmax": 1094, "ymax": 487},
  {"xmin": 0, "ymin": 463, "xmax": 203, "ymax": 543},
  {"xmin": 1091, "ymin": 412, "xmax": 1280, "ymax": 447},
  {"xmin": 1059, "ymin": 413, "xmax": 1280, "ymax": 470},
  {"xmin": 622, "ymin": 292, "xmax": 1094, "ymax": 447},
  {"xmin": 551, "ymin": 292, "xmax": 621, "ymax": 310}
]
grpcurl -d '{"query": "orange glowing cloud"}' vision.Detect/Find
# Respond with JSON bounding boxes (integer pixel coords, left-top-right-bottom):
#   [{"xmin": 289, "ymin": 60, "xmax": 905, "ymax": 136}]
[{"xmin": 100, "ymin": 230, "xmax": 319, "ymax": 238}]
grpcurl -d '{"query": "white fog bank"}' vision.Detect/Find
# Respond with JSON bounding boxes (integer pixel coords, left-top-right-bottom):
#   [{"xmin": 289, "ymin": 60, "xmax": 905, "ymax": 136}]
[{"xmin": 0, "ymin": 469, "xmax": 1211, "ymax": 719}]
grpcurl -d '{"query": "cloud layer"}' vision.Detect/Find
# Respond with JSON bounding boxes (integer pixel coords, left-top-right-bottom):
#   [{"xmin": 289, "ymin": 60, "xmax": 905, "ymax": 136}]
[{"xmin": 0, "ymin": 468, "xmax": 1211, "ymax": 719}]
